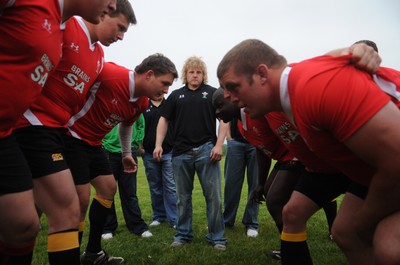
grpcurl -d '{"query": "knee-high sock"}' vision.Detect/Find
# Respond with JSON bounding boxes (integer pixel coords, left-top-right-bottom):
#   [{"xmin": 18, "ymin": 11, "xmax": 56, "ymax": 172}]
[
  {"xmin": 78, "ymin": 221, "xmax": 85, "ymax": 245},
  {"xmin": 322, "ymin": 199, "xmax": 337, "ymax": 234},
  {"xmin": 0, "ymin": 240, "xmax": 34, "ymax": 265},
  {"xmin": 276, "ymin": 223, "xmax": 283, "ymax": 234},
  {"xmin": 47, "ymin": 230, "xmax": 80, "ymax": 265},
  {"xmin": 281, "ymin": 231, "xmax": 313, "ymax": 265},
  {"xmin": 85, "ymin": 195, "xmax": 112, "ymax": 253}
]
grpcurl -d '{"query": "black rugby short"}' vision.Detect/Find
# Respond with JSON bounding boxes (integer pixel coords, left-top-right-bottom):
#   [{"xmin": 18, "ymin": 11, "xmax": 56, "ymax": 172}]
[
  {"xmin": 295, "ymin": 171, "xmax": 351, "ymax": 208},
  {"xmin": 346, "ymin": 181, "xmax": 368, "ymax": 199},
  {"xmin": 0, "ymin": 134, "xmax": 32, "ymax": 195},
  {"xmin": 279, "ymin": 160, "xmax": 304, "ymax": 173},
  {"xmin": 14, "ymin": 126, "xmax": 69, "ymax": 178},
  {"xmin": 63, "ymin": 135, "xmax": 112, "ymax": 185}
]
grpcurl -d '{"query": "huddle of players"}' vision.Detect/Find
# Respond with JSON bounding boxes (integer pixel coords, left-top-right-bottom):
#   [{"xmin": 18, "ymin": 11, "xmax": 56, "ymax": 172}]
[
  {"xmin": 216, "ymin": 39, "xmax": 400, "ymax": 265},
  {"xmin": 0, "ymin": 1, "xmax": 179, "ymax": 264},
  {"xmin": 3, "ymin": 1, "xmax": 400, "ymax": 265}
]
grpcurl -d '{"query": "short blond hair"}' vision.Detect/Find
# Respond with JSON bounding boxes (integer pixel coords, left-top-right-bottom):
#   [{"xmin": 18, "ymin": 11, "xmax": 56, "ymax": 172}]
[{"xmin": 181, "ymin": 56, "xmax": 208, "ymax": 84}]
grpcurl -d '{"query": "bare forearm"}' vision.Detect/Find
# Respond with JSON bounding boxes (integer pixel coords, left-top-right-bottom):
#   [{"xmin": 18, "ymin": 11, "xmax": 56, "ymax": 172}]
[
  {"xmin": 155, "ymin": 117, "xmax": 168, "ymax": 148},
  {"xmin": 216, "ymin": 120, "xmax": 229, "ymax": 147},
  {"xmin": 257, "ymin": 149, "xmax": 271, "ymax": 186}
]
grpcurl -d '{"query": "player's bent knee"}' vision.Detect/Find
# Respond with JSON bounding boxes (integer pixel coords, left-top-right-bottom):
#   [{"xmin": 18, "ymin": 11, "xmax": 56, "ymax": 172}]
[
  {"xmin": 282, "ymin": 203, "xmax": 302, "ymax": 226},
  {"xmin": 8, "ymin": 218, "xmax": 40, "ymax": 244}
]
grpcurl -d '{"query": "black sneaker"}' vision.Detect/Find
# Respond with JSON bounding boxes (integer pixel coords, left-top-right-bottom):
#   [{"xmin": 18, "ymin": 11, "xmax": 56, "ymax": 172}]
[
  {"xmin": 81, "ymin": 250, "xmax": 124, "ymax": 265},
  {"xmin": 267, "ymin": 250, "xmax": 282, "ymax": 260}
]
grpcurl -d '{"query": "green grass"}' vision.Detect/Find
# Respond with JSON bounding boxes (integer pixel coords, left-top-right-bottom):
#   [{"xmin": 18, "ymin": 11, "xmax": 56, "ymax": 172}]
[{"xmin": 32, "ymin": 158, "xmax": 347, "ymax": 264}]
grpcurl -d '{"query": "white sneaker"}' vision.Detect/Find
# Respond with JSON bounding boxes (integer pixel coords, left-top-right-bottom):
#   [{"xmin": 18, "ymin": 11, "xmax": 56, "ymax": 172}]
[
  {"xmin": 101, "ymin": 233, "xmax": 113, "ymax": 240},
  {"xmin": 149, "ymin": 220, "xmax": 161, "ymax": 227},
  {"xmin": 213, "ymin": 244, "xmax": 226, "ymax": 251},
  {"xmin": 246, "ymin": 228, "xmax": 259, "ymax": 237},
  {"xmin": 141, "ymin": 230, "xmax": 153, "ymax": 238}
]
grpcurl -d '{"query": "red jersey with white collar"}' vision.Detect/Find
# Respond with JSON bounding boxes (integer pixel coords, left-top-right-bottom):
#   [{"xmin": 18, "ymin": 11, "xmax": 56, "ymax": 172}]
[
  {"xmin": 14, "ymin": 16, "xmax": 105, "ymax": 129},
  {"xmin": 266, "ymin": 112, "xmax": 339, "ymax": 174},
  {"xmin": 67, "ymin": 62, "xmax": 149, "ymax": 146},
  {"xmin": 374, "ymin": 67, "xmax": 400, "ymax": 108},
  {"xmin": 286, "ymin": 55, "xmax": 392, "ymax": 185},
  {"xmin": 237, "ymin": 111, "xmax": 293, "ymax": 162},
  {"xmin": 0, "ymin": 0, "xmax": 63, "ymax": 137}
]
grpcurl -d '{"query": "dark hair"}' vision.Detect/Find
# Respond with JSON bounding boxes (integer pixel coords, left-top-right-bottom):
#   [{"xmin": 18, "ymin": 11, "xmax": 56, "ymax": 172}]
[
  {"xmin": 110, "ymin": 0, "xmax": 137, "ymax": 25},
  {"xmin": 212, "ymin": 87, "xmax": 224, "ymax": 107},
  {"xmin": 353, "ymin": 40, "xmax": 378, "ymax": 53},
  {"xmin": 135, "ymin": 53, "xmax": 178, "ymax": 79}
]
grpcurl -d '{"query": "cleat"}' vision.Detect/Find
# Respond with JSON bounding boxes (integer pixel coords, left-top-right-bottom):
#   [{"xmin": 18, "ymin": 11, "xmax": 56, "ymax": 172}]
[
  {"xmin": 81, "ymin": 250, "xmax": 124, "ymax": 265},
  {"xmin": 267, "ymin": 250, "xmax": 281, "ymax": 260}
]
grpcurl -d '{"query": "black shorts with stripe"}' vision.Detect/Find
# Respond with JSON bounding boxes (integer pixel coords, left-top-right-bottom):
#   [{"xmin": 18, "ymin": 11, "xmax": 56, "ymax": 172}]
[
  {"xmin": 63, "ymin": 135, "xmax": 112, "ymax": 185},
  {"xmin": 14, "ymin": 126, "xmax": 69, "ymax": 178},
  {"xmin": 295, "ymin": 171, "xmax": 351, "ymax": 208}
]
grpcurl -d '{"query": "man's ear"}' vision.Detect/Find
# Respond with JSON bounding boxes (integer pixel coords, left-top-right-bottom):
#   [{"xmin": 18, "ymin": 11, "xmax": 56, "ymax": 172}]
[
  {"xmin": 99, "ymin": 13, "xmax": 107, "ymax": 22},
  {"xmin": 255, "ymin": 64, "xmax": 268, "ymax": 84},
  {"xmin": 145, "ymin": 70, "xmax": 154, "ymax": 80}
]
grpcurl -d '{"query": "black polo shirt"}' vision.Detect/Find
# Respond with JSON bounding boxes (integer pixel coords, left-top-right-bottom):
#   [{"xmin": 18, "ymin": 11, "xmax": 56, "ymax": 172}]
[
  {"xmin": 161, "ymin": 84, "xmax": 218, "ymax": 156},
  {"xmin": 143, "ymin": 98, "xmax": 174, "ymax": 153}
]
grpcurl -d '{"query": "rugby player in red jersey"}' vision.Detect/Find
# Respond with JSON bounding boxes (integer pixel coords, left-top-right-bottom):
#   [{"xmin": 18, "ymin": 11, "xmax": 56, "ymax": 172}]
[
  {"xmin": 13, "ymin": 1, "xmax": 135, "ymax": 263},
  {"xmin": 213, "ymin": 87, "xmax": 340, "ymax": 262},
  {"xmin": 0, "ymin": 0, "xmax": 116, "ymax": 264},
  {"xmin": 64, "ymin": 55, "xmax": 177, "ymax": 264},
  {"xmin": 218, "ymin": 39, "xmax": 400, "ymax": 265}
]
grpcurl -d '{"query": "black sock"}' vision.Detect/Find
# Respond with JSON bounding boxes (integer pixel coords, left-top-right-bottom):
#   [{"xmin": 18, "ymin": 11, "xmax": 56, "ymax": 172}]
[
  {"xmin": 322, "ymin": 200, "xmax": 337, "ymax": 233},
  {"xmin": 281, "ymin": 231, "xmax": 313, "ymax": 265},
  {"xmin": 86, "ymin": 198, "xmax": 111, "ymax": 253}
]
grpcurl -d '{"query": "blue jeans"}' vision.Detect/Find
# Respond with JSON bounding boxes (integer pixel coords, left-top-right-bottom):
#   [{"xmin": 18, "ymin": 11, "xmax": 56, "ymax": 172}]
[
  {"xmin": 223, "ymin": 140, "xmax": 259, "ymax": 230},
  {"xmin": 103, "ymin": 148, "xmax": 148, "ymax": 235},
  {"xmin": 172, "ymin": 141, "xmax": 226, "ymax": 245},
  {"xmin": 142, "ymin": 151, "xmax": 177, "ymax": 226}
]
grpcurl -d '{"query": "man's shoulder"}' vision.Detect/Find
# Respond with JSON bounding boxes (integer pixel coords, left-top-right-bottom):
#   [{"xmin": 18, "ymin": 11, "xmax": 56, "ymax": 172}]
[
  {"xmin": 168, "ymin": 86, "xmax": 187, "ymax": 96},
  {"xmin": 99, "ymin": 62, "xmax": 129, "ymax": 79},
  {"xmin": 201, "ymin": 84, "xmax": 217, "ymax": 90}
]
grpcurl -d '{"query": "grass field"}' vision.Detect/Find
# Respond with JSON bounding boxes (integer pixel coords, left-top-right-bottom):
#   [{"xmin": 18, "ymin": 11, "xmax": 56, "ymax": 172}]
[{"xmin": 32, "ymin": 157, "xmax": 347, "ymax": 265}]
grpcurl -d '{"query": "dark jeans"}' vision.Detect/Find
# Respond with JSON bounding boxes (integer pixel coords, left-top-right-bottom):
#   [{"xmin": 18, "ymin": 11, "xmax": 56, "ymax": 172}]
[{"xmin": 103, "ymin": 148, "xmax": 148, "ymax": 235}]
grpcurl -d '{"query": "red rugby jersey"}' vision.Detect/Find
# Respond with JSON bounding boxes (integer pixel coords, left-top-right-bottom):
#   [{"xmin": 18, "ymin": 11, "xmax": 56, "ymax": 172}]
[
  {"xmin": 374, "ymin": 67, "xmax": 400, "ymax": 108},
  {"xmin": 266, "ymin": 111, "xmax": 339, "ymax": 174},
  {"xmin": 237, "ymin": 110, "xmax": 294, "ymax": 162},
  {"xmin": 286, "ymin": 55, "xmax": 391, "ymax": 185},
  {"xmin": 67, "ymin": 62, "xmax": 149, "ymax": 146},
  {"xmin": 0, "ymin": 0, "xmax": 63, "ymax": 137},
  {"xmin": 15, "ymin": 16, "xmax": 105, "ymax": 129}
]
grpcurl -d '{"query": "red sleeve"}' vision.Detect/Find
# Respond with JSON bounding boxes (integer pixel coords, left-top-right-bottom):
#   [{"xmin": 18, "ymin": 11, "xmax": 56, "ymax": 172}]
[{"xmin": 290, "ymin": 57, "xmax": 390, "ymax": 142}]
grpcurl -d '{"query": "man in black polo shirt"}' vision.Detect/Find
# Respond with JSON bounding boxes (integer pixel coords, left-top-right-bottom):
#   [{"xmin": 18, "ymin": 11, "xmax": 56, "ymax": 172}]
[
  {"xmin": 223, "ymin": 115, "xmax": 260, "ymax": 237},
  {"xmin": 153, "ymin": 56, "xmax": 228, "ymax": 251},
  {"xmin": 142, "ymin": 96, "xmax": 177, "ymax": 228}
]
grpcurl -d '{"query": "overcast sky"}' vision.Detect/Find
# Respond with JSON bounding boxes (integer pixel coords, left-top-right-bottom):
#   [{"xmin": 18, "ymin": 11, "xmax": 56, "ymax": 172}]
[{"xmin": 105, "ymin": 0, "xmax": 400, "ymax": 94}]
